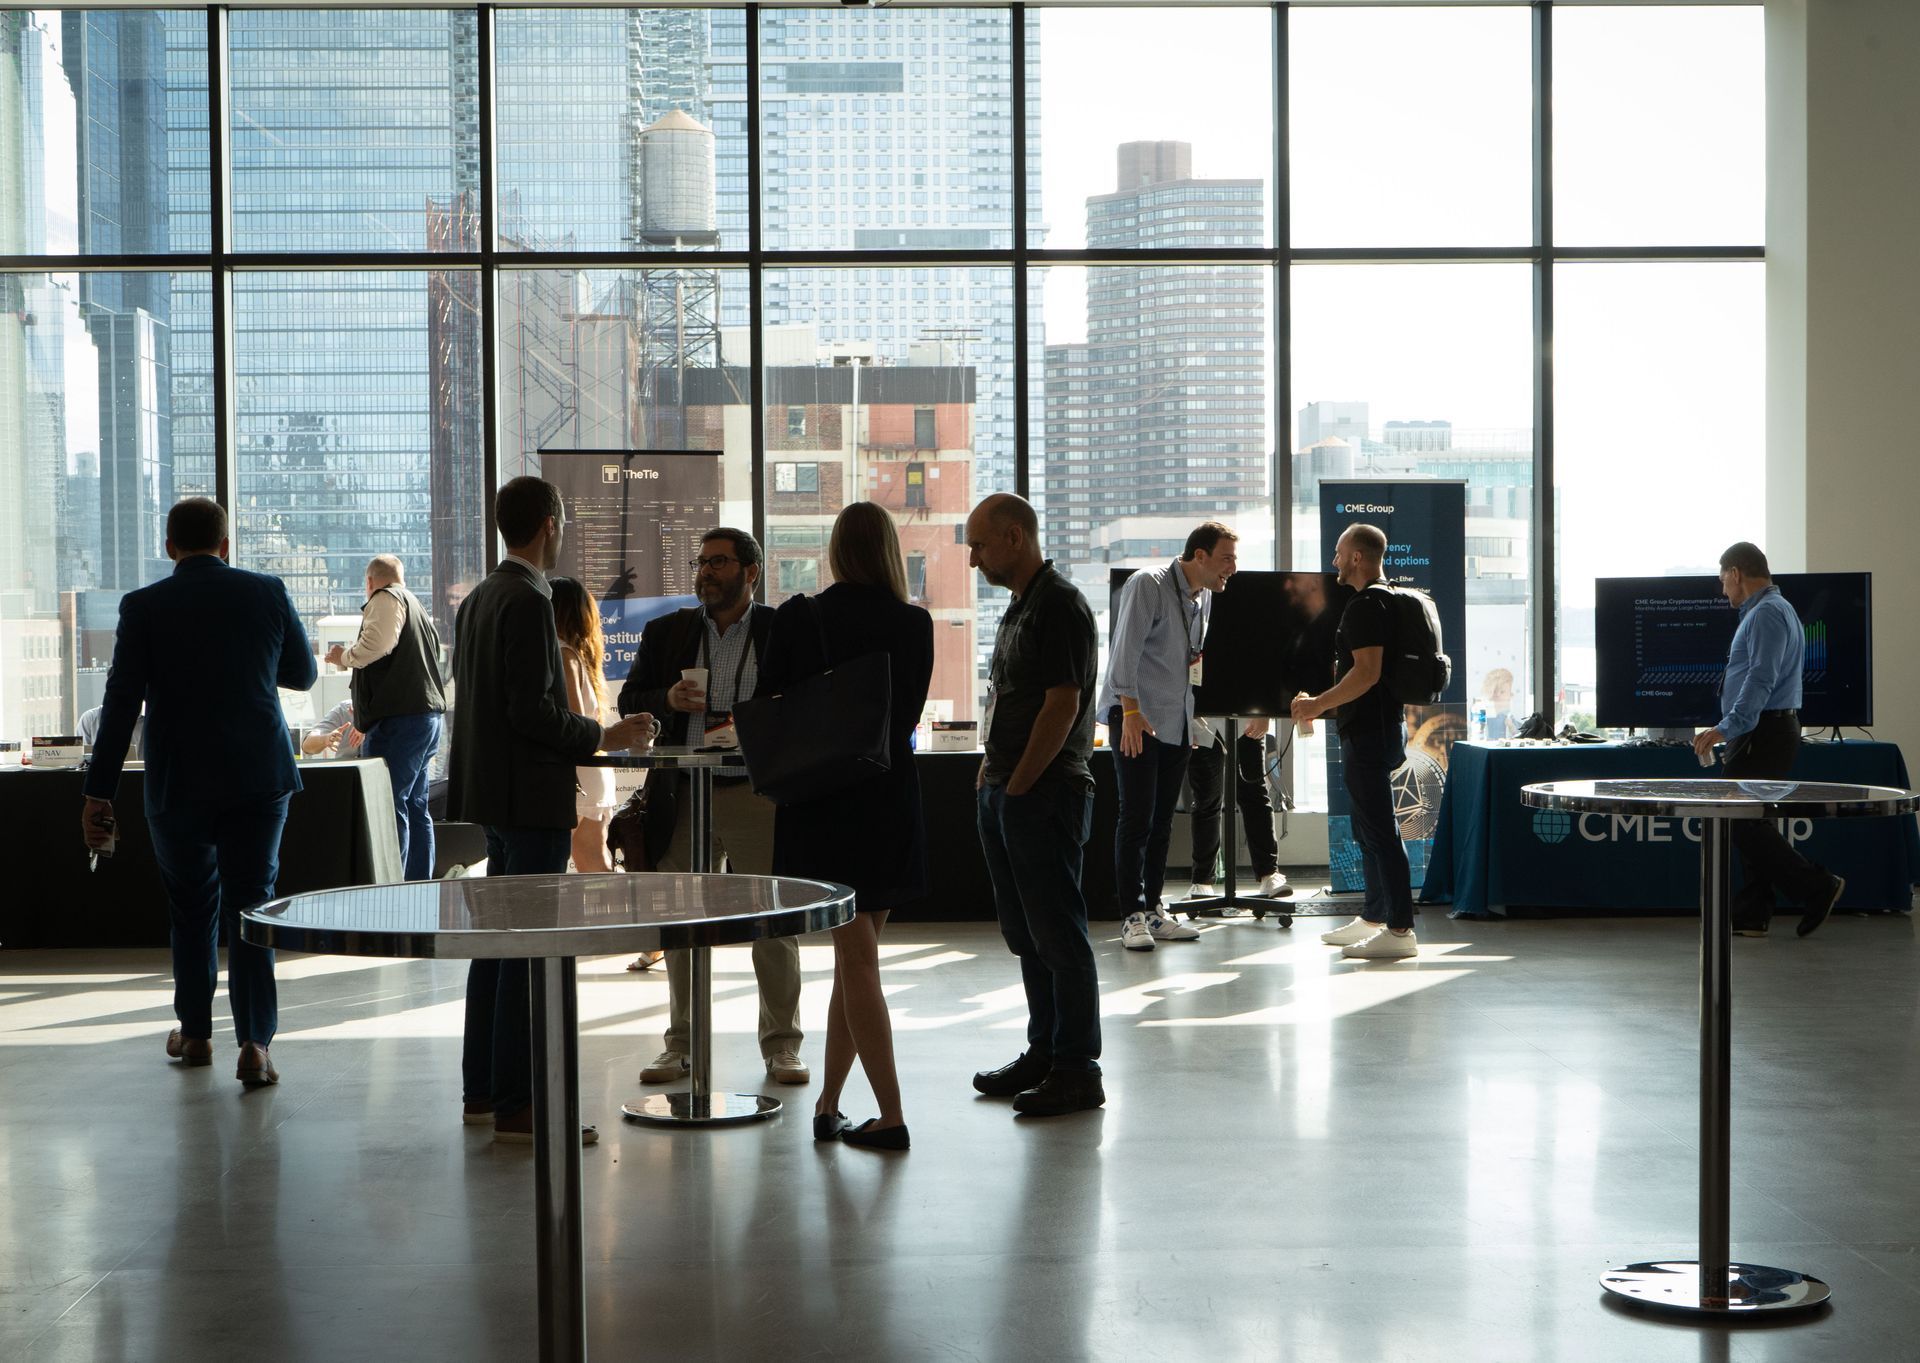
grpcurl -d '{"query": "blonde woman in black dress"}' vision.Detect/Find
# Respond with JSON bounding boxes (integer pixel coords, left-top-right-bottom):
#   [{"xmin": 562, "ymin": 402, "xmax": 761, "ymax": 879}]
[{"xmin": 759, "ymin": 502, "xmax": 933, "ymax": 1151}]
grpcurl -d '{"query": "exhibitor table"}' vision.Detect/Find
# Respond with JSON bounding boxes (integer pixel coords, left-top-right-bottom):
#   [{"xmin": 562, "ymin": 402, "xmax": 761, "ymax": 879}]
[
  {"xmin": 1430, "ymin": 740, "xmax": 1920, "ymax": 917},
  {"xmin": 241, "ymin": 872, "xmax": 854, "ymax": 1363},
  {"xmin": 1521, "ymin": 778, "xmax": 1920, "ymax": 1317}
]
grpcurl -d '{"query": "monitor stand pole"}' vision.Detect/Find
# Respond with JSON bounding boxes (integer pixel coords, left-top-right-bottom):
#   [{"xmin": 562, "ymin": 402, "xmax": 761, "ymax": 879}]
[{"xmin": 1183, "ymin": 716, "xmax": 1293, "ymax": 928}]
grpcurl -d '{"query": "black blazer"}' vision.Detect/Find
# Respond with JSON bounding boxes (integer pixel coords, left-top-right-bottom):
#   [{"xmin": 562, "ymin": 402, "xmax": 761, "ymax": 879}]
[
  {"xmin": 82, "ymin": 555, "xmax": 316, "ymax": 814},
  {"xmin": 447, "ymin": 561, "xmax": 603, "ymax": 831},
  {"xmin": 757, "ymin": 583, "xmax": 935, "ymax": 910},
  {"xmin": 615, "ymin": 601, "xmax": 776, "ymax": 864}
]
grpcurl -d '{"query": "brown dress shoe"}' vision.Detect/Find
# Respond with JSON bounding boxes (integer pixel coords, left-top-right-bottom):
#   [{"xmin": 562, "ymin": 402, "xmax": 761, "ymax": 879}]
[
  {"xmin": 492, "ymin": 1104, "xmax": 598, "ymax": 1147},
  {"xmin": 236, "ymin": 1042, "xmax": 279, "ymax": 1088},
  {"xmin": 166, "ymin": 1029, "xmax": 213, "ymax": 1066}
]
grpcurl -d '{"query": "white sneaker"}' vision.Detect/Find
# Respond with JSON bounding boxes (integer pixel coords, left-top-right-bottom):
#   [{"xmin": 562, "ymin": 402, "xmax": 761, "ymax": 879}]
[
  {"xmin": 1254, "ymin": 871, "xmax": 1291, "ymax": 898},
  {"xmin": 1186, "ymin": 882, "xmax": 1217, "ymax": 900},
  {"xmin": 1320, "ymin": 916, "xmax": 1384, "ymax": 947},
  {"xmin": 765, "ymin": 1050, "xmax": 810, "ymax": 1085},
  {"xmin": 639, "ymin": 1049, "xmax": 689, "ymax": 1083},
  {"xmin": 1120, "ymin": 912, "xmax": 1156, "ymax": 951},
  {"xmin": 1145, "ymin": 908, "xmax": 1200, "ymax": 942},
  {"xmin": 1343, "ymin": 929, "xmax": 1418, "ymax": 961}
]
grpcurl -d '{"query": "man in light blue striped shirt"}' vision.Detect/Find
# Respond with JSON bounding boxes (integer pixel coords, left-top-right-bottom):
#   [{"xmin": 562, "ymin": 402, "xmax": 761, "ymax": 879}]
[
  {"xmin": 1693, "ymin": 542, "xmax": 1845, "ymax": 937},
  {"xmin": 1098, "ymin": 522, "xmax": 1239, "ymax": 951}
]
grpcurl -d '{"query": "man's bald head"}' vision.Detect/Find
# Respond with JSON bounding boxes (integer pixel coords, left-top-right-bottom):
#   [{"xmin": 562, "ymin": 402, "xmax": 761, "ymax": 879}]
[
  {"xmin": 966, "ymin": 493, "xmax": 1044, "ymax": 592},
  {"xmin": 367, "ymin": 554, "xmax": 404, "ymax": 588}
]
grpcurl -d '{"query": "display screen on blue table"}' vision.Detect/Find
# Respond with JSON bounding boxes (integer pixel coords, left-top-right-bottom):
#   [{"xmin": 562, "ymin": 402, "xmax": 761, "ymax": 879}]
[{"xmin": 1595, "ymin": 573, "xmax": 1873, "ymax": 729}]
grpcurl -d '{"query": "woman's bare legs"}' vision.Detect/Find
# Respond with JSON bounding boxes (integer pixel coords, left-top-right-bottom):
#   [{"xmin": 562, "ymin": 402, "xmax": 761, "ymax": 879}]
[
  {"xmin": 815, "ymin": 910, "xmax": 902, "ymax": 1128},
  {"xmin": 571, "ymin": 816, "xmax": 613, "ymax": 874}
]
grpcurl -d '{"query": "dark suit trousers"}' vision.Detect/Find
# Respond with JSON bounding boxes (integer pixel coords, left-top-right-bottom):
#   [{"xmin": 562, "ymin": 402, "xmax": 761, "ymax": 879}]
[
  {"xmin": 462, "ymin": 825, "xmax": 573, "ymax": 1117},
  {"xmin": 1724, "ymin": 712, "xmax": 1830, "ymax": 922},
  {"xmin": 147, "ymin": 791, "xmax": 291, "ymax": 1046},
  {"xmin": 1187, "ymin": 735, "xmax": 1279, "ymax": 881},
  {"xmin": 1340, "ymin": 719, "xmax": 1415, "ymax": 932}
]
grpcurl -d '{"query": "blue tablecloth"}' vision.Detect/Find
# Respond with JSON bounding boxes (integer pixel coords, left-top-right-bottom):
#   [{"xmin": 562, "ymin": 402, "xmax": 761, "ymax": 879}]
[{"xmin": 1425, "ymin": 740, "xmax": 1920, "ymax": 917}]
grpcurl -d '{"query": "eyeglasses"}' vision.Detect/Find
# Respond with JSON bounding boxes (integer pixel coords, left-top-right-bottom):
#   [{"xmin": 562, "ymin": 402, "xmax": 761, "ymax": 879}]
[{"xmin": 690, "ymin": 555, "xmax": 740, "ymax": 571}]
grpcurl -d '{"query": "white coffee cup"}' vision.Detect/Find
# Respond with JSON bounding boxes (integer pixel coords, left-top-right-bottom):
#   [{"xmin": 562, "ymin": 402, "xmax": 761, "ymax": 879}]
[{"xmin": 681, "ymin": 667, "xmax": 709, "ymax": 700}]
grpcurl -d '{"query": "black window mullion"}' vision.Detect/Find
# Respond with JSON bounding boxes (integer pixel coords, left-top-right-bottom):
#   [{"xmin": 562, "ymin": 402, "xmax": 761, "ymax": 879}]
[
  {"xmin": 747, "ymin": 5, "xmax": 767, "ymax": 555},
  {"xmin": 1011, "ymin": 3, "xmax": 1029, "ymax": 501},
  {"xmin": 1532, "ymin": 0, "xmax": 1556, "ymax": 719},
  {"xmin": 479, "ymin": 3, "xmax": 500, "ymax": 568},
  {"xmin": 208, "ymin": 6, "xmax": 233, "ymax": 519},
  {"xmin": 1274, "ymin": 2, "xmax": 1290, "ymax": 572}
]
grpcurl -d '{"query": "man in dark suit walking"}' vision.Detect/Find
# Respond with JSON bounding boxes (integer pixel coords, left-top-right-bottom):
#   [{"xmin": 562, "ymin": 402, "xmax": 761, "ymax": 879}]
[
  {"xmin": 449, "ymin": 476, "xmax": 655, "ymax": 1143},
  {"xmin": 80, "ymin": 498, "xmax": 317, "ymax": 1088}
]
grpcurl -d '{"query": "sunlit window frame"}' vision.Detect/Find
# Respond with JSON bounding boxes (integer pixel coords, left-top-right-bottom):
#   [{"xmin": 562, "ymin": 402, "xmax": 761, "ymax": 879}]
[{"xmin": 0, "ymin": 1, "xmax": 1764, "ymax": 711}]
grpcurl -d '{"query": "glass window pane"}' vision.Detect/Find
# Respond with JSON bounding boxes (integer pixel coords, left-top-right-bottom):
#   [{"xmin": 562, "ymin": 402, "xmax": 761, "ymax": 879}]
[
  {"xmin": 0, "ymin": 271, "xmax": 211, "ymax": 738},
  {"xmin": 1554, "ymin": 263, "xmax": 1765, "ymax": 728},
  {"xmin": 495, "ymin": 10, "xmax": 748, "ymax": 253},
  {"xmin": 1290, "ymin": 264, "xmax": 1535, "ymax": 806},
  {"xmin": 1290, "ymin": 8, "xmax": 1531, "ymax": 248},
  {"xmin": 1029, "ymin": 7, "xmax": 1272, "ymax": 250},
  {"xmin": 229, "ymin": 11, "xmax": 479, "ymax": 253},
  {"xmin": 1036, "ymin": 264, "xmax": 1274, "ymax": 661},
  {"xmin": 1554, "ymin": 7, "xmax": 1764, "ymax": 246},
  {"xmin": 1, "ymin": 11, "xmax": 210, "ymax": 255},
  {"xmin": 759, "ymin": 8, "xmax": 1011, "ymax": 251},
  {"xmin": 762, "ymin": 267, "xmax": 1014, "ymax": 730},
  {"xmin": 232, "ymin": 270, "xmax": 484, "ymax": 730},
  {"xmin": 498, "ymin": 264, "xmax": 753, "ymax": 506}
]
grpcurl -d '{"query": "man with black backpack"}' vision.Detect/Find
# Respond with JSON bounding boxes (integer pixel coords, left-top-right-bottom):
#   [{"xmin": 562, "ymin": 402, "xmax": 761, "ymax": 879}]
[{"xmin": 1291, "ymin": 523, "xmax": 1426, "ymax": 960}]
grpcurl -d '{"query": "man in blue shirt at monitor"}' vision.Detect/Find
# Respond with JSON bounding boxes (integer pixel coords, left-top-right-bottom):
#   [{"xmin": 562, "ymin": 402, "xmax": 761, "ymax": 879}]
[{"xmin": 1692, "ymin": 541, "xmax": 1846, "ymax": 937}]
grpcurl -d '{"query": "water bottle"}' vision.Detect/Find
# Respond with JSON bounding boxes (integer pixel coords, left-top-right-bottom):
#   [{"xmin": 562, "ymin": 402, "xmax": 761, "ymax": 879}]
[{"xmin": 1472, "ymin": 706, "xmax": 1487, "ymax": 742}]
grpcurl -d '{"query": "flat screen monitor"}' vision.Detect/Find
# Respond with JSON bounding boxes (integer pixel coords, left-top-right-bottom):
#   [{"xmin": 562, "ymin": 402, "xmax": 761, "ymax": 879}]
[{"xmin": 1594, "ymin": 572, "xmax": 1873, "ymax": 729}]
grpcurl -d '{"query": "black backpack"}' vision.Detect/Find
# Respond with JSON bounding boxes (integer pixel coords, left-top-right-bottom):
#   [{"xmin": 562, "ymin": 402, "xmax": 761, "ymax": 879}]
[{"xmin": 1366, "ymin": 583, "xmax": 1452, "ymax": 705}]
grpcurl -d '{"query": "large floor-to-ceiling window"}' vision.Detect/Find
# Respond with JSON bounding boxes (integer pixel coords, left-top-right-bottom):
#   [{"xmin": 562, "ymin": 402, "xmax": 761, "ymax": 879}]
[{"xmin": 0, "ymin": 3, "xmax": 1762, "ymax": 755}]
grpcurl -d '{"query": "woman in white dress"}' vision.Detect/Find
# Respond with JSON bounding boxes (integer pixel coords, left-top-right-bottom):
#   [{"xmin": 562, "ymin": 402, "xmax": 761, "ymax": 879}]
[{"xmin": 550, "ymin": 576, "xmax": 618, "ymax": 876}]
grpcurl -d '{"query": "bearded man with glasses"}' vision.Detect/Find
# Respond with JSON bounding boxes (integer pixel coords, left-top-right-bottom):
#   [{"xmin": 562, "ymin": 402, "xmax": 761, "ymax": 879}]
[{"xmin": 614, "ymin": 528, "xmax": 807, "ymax": 1088}]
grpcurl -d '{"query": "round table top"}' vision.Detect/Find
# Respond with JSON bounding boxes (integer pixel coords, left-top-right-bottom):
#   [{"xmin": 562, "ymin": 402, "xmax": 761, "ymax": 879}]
[
  {"xmin": 581, "ymin": 745, "xmax": 747, "ymax": 770},
  {"xmin": 240, "ymin": 872, "xmax": 853, "ymax": 959},
  {"xmin": 1521, "ymin": 778, "xmax": 1920, "ymax": 820}
]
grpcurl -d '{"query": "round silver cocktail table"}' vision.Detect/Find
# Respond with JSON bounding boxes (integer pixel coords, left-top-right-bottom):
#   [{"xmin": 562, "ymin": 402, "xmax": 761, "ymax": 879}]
[
  {"xmin": 585, "ymin": 747, "xmax": 774, "ymax": 1126},
  {"xmin": 242, "ymin": 872, "xmax": 854, "ymax": 1363},
  {"xmin": 1521, "ymin": 778, "xmax": 1919, "ymax": 1317}
]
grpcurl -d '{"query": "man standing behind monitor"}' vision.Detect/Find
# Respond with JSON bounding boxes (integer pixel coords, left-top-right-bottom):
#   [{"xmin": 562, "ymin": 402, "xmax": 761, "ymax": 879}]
[
  {"xmin": 1692, "ymin": 542, "xmax": 1846, "ymax": 938},
  {"xmin": 1291, "ymin": 523, "xmax": 1419, "ymax": 961}
]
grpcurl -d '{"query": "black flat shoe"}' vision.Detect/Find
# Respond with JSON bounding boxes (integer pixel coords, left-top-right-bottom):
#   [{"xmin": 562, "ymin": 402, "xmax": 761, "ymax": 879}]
[
  {"xmin": 840, "ymin": 1118, "xmax": 910, "ymax": 1152},
  {"xmin": 813, "ymin": 1110, "xmax": 850, "ymax": 1142}
]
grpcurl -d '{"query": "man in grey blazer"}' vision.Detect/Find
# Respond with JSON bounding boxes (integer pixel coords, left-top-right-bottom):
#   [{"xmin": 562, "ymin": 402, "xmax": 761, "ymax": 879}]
[{"xmin": 450, "ymin": 476, "xmax": 655, "ymax": 1144}]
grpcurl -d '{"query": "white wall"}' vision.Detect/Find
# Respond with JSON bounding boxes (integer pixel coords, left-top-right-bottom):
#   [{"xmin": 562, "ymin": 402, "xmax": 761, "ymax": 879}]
[{"xmin": 1767, "ymin": 0, "xmax": 1920, "ymax": 765}]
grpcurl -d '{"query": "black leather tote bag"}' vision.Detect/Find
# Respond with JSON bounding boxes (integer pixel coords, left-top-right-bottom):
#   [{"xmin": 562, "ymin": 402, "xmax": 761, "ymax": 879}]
[{"xmin": 734, "ymin": 596, "xmax": 892, "ymax": 806}]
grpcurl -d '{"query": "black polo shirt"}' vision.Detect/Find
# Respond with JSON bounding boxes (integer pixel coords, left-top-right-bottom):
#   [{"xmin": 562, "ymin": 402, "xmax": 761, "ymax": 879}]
[{"xmin": 983, "ymin": 561, "xmax": 1097, "ymax": 790}]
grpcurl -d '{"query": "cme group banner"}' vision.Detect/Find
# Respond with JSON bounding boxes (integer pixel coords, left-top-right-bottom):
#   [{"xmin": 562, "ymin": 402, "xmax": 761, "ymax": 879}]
[{"xmin": 1318, "ymin": 481, "xmax": 1467, "ymax": 894}]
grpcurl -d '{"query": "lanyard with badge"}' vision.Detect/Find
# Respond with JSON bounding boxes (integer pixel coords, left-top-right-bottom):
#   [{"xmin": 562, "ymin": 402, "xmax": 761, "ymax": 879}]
[
  {"xmin": 1170, "ymin": 565, "xmax": 1206, "ymax": 687},
  {"xmin": 698, "ymin": 615, "xmax": 755, "ymax": 744}
]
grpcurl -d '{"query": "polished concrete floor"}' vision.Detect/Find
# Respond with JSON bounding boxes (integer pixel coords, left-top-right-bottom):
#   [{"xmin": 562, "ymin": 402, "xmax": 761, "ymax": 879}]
[{"xmin": 3, "ymin": 907, "xmax": 1917, "ymax": 1362}]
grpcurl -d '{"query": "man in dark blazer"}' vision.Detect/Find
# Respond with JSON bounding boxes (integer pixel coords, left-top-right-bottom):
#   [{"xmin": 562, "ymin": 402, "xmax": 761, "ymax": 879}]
[
  {"xmin": 80, "ymin": 498, "xmax": 317, "ymax": 1089},
  {"xmin": 449, "ymin": 476, "xmax": 654, "ymax": 1144},
  {"xmin": 615, "ymin": 528, "xmax": 807, "ymax": 1087}
]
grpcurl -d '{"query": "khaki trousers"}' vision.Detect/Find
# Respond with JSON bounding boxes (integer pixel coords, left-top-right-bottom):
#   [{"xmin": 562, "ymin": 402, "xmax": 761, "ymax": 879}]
[{"xmin": 655, "ymin": 779, "xmax": 803, "ymax": 1057}]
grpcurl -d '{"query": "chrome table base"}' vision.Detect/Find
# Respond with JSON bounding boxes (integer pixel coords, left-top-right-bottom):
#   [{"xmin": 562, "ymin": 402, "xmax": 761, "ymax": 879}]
[{"xmin": 1600, "ymin": 1261, "xmax": 1831, "ymax": 1315}]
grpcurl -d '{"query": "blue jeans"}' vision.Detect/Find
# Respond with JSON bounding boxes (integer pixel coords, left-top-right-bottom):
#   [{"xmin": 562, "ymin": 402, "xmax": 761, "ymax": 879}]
[
  {"xmin": 462, "ymin": 824, "xmax": 573, "ymax": 1118},
  {"xmin": 146, "ymin": 791, "xmax": 292, "ymax": 1047},
  {"xmin": 1108, "ymin": 706, "xmax": 1191, "ymax": 915},
  {"xmin": 364, "ymin": 712, "xmax": 441, "ymax": 882},
  {"xmin": 977, "ymin": 781, "xmax": 1101, "ymax": 1069},
  {"xmin": 1340, "ymin": 720, "xmax": 1415, "ymax": 932}
]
